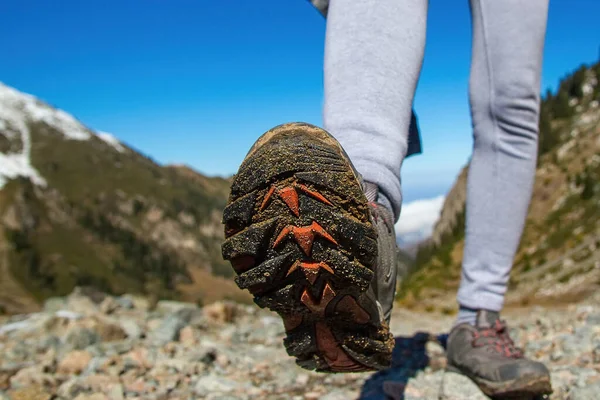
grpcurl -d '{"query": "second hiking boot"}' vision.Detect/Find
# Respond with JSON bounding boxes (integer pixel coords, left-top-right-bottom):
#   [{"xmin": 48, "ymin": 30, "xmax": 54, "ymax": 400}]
[
  {"xmin": 221, "ymin": 122, "xmax": 396, "ymax": 372},
  {"xmin": 446, "ymin": 310, "xmax": 552, "ymax": 398}
]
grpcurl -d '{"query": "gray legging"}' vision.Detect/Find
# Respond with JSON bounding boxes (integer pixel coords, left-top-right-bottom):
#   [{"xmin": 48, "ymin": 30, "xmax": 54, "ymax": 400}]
[{"xmin": 320, "ymin": 0, "xmax": 549, "ymax": 312}]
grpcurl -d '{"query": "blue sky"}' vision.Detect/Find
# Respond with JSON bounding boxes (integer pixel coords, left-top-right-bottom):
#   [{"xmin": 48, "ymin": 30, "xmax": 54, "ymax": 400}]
[{"xmin": 1, "ymin": 1, "xmax": 598, "ymax": 202}]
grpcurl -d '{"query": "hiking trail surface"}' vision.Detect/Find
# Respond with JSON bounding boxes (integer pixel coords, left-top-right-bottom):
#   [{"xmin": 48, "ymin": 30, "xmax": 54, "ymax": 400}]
[{"xmin": 1, "ymin": 287, "xmax": 599, "ymax": 400}]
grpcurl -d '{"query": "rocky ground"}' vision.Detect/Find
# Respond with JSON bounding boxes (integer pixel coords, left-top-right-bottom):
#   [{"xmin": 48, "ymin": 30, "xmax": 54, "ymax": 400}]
[{"xmin": 0, "ymin": 288, "xmax": 599, "ymax": 400}]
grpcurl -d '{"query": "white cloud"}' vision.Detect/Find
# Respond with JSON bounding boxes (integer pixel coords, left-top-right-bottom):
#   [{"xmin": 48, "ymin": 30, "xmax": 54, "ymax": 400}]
[{"xmin": 395, "ymin": 195, "xmax": 445, "ymax": 246}]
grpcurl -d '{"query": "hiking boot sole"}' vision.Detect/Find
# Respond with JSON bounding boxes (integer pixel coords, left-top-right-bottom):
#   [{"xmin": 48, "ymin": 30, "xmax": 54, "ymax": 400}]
[
  {"xmin": 446, "ymin": 365, "xmax": 553, "ymax": 399},
  {"xmin": 222, "ymin": 122, "xmax": 394, "ymax": 372}
]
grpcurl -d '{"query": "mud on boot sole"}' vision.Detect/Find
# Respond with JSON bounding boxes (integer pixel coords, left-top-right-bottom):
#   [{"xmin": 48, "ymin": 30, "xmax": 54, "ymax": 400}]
[{"xmin": 222, "ymin": 123, "xmax": 394, "ymax": 372}]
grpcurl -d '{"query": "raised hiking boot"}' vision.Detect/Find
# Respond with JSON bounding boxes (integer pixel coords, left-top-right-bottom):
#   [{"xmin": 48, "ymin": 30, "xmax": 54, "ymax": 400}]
[
  {"xmin": 446, "ymin": 310, "xmax": 552, "ymax": 399},
  {"xmin": 221, "ymin": 122, "xmax": 396, "ymax": 372}
]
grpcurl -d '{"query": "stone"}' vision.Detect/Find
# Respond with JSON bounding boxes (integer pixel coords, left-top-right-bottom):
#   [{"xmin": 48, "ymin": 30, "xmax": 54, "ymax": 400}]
[
  {"xmin": 189, "ymin": 310, "xmax": 209, "ymax": 329},
  {"xmin": 585, "ymin": 312, "xmax": 600, "ymax": 325},
  {"xmin": 551, "ymin": 349, "xmax": 565, "ymax": 361},
  {"xmin": 119, "ymin": 319, "xmax": 143, "ymax": 339},
  {"xmin": 115, "ymin": 296, "xmax": 134, "ymax": 310},
  {"xmin": 65, "ymin": 327, "xmax": 100, "ymax": 350},
  {"xmin": 127, "ymin": 295, "xmax": 150, "ymax": 311},
  {"xmin": 570, "ymin": 382, "xmax": 600, "ymax": 400},
  {"xmin": 525, "ymin": 339, "xmax": 552, "ymax": 354},
  {"xmin": 107, "ymin": 383, "xmax": 125, "ymax": 400},
  {"xmin": 295, "ymin": 374, "xmax": 309, "ymax": 386},
  {"xmin": 123, "ymin": 377, "xmax": 147, "ymax": 395},
  {"xmin": 320, "ymin": 389, "xmax": 351, "ymax": 400},
  {"xmin": 204, "ymin": 301, "xmax": 238, "ymax": 324},
  {"xmin": 43, "ymin": 297, "xmax": 67, "ymax": 313},
  {"xmin": 438, "ymin": 371, "xmax": 488, "ymax": 400},
  {"xmin": 276, "ymin": 366, "xmax": 300, "ymax": 388},
  {"xmin": 0, "ymin": 368, "xmax": 18, "ymax": 390},
  {"xmin": 123, "ymin": 348, "xmax": 154, "ymax": 370},
  {"xmin": 9, "ymin": 366, "xmax": 55, "ymax": 389},
  {"xmin": 42, "ymin": 315, "xmax": 74, "ymax": 338},
  {"xmin": 304, "ymin": 392, "xmax": 322, "ymax": 400},
  {"xmin": 187, "ymin": 347, "xmax": 218, "ymax": 364},
  {"xmin": 56, "ymin": 377, "xmax": 86, "ymax": 399},
  {"xmin": 149, "ymin": 312, "xmax": 191, "ymax": 346},
  {"xmin": 155, "ymin": 358, "xmax": 188, "ymax": 373},
  {"xmin": 80, "ymin": 374, "xmax": 119, "ymax": 392},
  {"xmin": 178, "ymin": 325, "xmax": 195, "ymax": 345},
  {"xmin": 194, "ymin": 374, "xmax": 237, "ymax": 397},
  {"xmin": 38, "ymin": 335, "xmax": 61, "ymax": 353},
  {"xmin": 147, "ymin": 318, "xmax": 162, "ymax": 332},
  {"xmin": 93, "ymin": 319, "xmax": 127, "ymax": 342},
  {"xmin": 66, "ymin": 294, "xmax": 99, "ymax": 316},
  {"xmin": 73, "ymin": 393, "xmax": 108, "ymax": 400},
  {"xmin": 7, "ymin": 386, "xmax": 53, "ymax": 400},
  {"xmin": 574, "ymin": 325, "xmax": 596, "ymax": 343},
  {"xmin": 99, "ymin": 340, "xmax": 133, "ymax": 356},
  {"xmin": 99, "ymin": 297, "xmax": 120, "ymax": 315},
  {"xmin": 81, "ymin": 356, "xmax": 106, "ymax": 376},
  {"xmin": 58, "ymin": 350, "xmax": 93, "ymax": 375},
  {"xmin": 593, "ymin": 345, "xmax": 600, "ymax": 363},
  {"xmin": 155, "ymin": 300, "xmax": 198, "ymax": 315}
]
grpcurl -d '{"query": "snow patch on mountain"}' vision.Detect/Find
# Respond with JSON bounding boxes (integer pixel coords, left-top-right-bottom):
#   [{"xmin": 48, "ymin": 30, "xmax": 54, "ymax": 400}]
[
  {"xmin": 98, "ymin": 131, "xmax": 126, "ymax": 153},
  {"xmin": 395, "ymin": 195, "xmax": 445, "ymax": 246},
  {"xmin": 0, "ymin": 82, "xmax": 91, "ymax": 141},
  {"xmin": 0, "ymin": 82, "xmax": 126, "ymax": 188},
  {"xmin": 0, "ymin": 83, "xmax": 49, "ymax": 189},
  {"xmin": 0, "ymin": 153, "xmax": 47, "ymax": 189}
]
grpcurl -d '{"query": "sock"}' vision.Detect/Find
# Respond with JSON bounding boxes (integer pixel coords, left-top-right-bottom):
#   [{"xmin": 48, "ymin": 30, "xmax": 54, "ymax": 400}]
[
  {"xmin": 364, "ymin": 181, "xmax": 395, "ymax": 217},
  {"xmin": 454, "ymin": 305, "xmax": 478, "ymax": 327},
  {"xmin": 376, "ymin": 191, "xmax": 394, "ymax": 216}
]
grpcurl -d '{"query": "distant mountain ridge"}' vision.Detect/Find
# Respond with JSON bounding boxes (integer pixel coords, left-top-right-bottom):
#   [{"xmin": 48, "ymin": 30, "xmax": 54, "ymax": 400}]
[
  {"xmin": 398, "ymin": 62, "xmax": 600, "ymax": 311},
  {"xmin": 2, "ymin": 62, "xmax": 598, "ymax": 315},
  {"xmin": 0, "ymin": 82, "xmax": 249, "ymax": 314}
]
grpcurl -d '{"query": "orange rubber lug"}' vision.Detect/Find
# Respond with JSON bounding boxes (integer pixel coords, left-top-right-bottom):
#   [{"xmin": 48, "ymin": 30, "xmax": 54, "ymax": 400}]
[
  {"xmin": 278, "ymin": 187, "xmax": 300, "ymax": 217},
  {"xmin": 300, "ymin": 283, "xmax": 336, "ymax": 316},
  {"xmin": 259, "ymin": 186, "xmax": 277, "ymax": 211}
]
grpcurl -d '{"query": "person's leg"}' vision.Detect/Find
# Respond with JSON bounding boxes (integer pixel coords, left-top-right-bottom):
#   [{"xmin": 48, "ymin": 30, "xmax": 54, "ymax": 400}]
[
  {"xmin": 223, "ymin": 0, "xmax": 430, "ymax": 372},
  {"xmin": 456, "ymin": 0, "xmax": 549, "ymax": 321},
  {"xmin": 322, "ymin": 0, "xmax": 428, "ymax": 221},
  {"xmin": 447, "ymin": 2, "xmax": 552, "ymax": 396}
]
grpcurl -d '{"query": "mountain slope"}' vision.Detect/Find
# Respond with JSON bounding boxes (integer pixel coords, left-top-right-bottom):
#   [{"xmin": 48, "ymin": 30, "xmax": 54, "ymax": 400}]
[
  {"xmin": 0, "ymin": 83, "xmax": 248, "ymax": 314},
  {"xmin": 398, "ymin": 62, "xmax": 600, "ymax": 311}
]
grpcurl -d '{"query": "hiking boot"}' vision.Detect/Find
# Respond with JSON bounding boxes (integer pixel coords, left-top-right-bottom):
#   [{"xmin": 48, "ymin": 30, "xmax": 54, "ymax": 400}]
[
  {"xmin": 221, "ymin": 122, "xmax": 396, "ymax": 372},
  {"xmin": 446, "ymin": 310, "xmax": 552, "ymax": 398}
]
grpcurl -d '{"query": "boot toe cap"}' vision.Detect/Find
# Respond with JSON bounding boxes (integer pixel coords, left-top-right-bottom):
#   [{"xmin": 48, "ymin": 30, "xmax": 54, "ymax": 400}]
[{"xmin": 498, "ymin": 359, "xmax": 550, "ymax": 381}]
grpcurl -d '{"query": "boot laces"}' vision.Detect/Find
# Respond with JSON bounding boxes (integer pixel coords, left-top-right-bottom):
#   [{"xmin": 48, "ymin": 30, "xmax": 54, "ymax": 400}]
[{"xmin": 472, "ymin": 319, "xmax": 524, "ymax": 359}]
